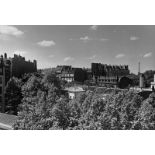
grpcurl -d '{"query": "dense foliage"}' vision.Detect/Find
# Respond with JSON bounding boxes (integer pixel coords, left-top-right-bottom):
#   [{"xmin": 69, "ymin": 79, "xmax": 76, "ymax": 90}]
[
  {"xmin": 5, "ymin": 77, "xmax": 23, "ymax": 115},
  {"xmin": 12, "ymin": 70, "xmax": 155, "ymax": 129},
  {"xmin": 4, "ymin": 68, "xmax": 152, "ymax": 130}
]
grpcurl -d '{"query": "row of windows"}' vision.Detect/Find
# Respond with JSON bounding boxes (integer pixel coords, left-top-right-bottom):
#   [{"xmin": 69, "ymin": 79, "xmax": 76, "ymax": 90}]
[
  {"xmin": 0, "ymin": 77, "xmax": 2, "ymax": 84},
  {"xmin": 61, "ymin": 78, "xmax": 74, "ymax": 82},
  {"xmin": 0, "ymin": 86, "xmax": 2, "ymax": 94},
  {"xmin": 97, "ymin": 76, "xmax": 118, "ymax": 80},
  {"xmin": 61, "ymin": 74, "xmax": 74, "ymax": 77},
  {"xmin": 98, "ymin": 79, "xmax": 117, "ymax": 83}
]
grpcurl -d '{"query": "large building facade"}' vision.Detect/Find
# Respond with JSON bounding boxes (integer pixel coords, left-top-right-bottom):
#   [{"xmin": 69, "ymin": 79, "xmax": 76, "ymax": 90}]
[
  {"xmin": 91, "ymin": 63, "xmax": 130, "ymax": 86},
  {"xmin": 0, "ymin": 53, "xmax": 37, "ymax": 113},
  {"xmin": 12, "ymin": 54, "xmax": 37, "ymax": 78}
]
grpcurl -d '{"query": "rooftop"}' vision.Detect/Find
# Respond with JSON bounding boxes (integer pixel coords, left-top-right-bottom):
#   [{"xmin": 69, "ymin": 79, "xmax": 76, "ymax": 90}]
[
  {"xmin": 65, "ymin": 86, "xmax": 85, "ymax": 92},
  {"xmin": 0, "ymin": 113, "xmax": 17, "ymax": 130}
]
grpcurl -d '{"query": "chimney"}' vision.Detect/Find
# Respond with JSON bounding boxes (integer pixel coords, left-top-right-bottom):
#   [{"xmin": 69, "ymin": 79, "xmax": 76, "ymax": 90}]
[
  {"xmin": 139, "ymin": 74, "xmax": 144, "ymax": 88},
  {"xmin": 138, "ymin": 62, "xmax": 140, "ymax": 75}
]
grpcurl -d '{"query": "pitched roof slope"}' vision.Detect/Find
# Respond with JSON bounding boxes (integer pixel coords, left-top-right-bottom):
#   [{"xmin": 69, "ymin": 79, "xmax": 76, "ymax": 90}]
[{"xmin": 0, "ymin": 113, "xmax": 17, "ymax": 130}]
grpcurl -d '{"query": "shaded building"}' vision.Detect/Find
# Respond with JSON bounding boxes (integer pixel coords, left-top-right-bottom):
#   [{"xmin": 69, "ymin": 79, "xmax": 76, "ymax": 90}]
[
  {"xmin": 11, "ymin": 54, "xmax": 37, "ymax": 78},
  {"xmin": 0, "ymin": 54, "xmax": 12, "ymax": 112},
  {"xmin": 83, "ymin": 68, "xmax": 92, "ymax": 81},
  {"xmin": 0, "ymin": 53, "xmax": 37, "ymax": 112}
]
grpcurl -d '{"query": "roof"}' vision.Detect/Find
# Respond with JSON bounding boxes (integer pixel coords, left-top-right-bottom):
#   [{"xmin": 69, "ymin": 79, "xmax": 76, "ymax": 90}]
[
  {"xmin": 138, "ymin": 91, "xmax": 153, "ymax": 100},
  {"xmin": 0, "ymin": 113, "xmax": 17, "ymax": 130},
  {"xmin": 65, "ymin": 86, "xmax": 85, "ymax": 92}
]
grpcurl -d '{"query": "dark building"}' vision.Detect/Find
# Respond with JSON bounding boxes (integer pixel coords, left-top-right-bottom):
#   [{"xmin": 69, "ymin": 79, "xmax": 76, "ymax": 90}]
[
  {"xmin": 83, "ymin": 68, "xmax": 92, "ymax": 81},
  {"xmin": 11, "ymin": 54, "xmax": 37, "ymax": 78},
  {"xmin": 91, "ymin": 63, "xmax": 130, "ymax": 87},
  {"xmin": 0, "ymin": 54, "xmax": 12, "ymax": 112},
  {"xmin": 0, "ymin": 53, "xmax": 37, "ymax": 113},
  {"xmin": 54, "ymin": 65, "xmax": 74, "ymax": 82}
]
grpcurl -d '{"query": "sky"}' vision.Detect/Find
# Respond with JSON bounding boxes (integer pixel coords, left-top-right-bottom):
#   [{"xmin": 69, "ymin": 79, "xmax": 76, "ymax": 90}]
[{"xmin": 0, "ymin": 25, "xmax": 154, "ymax": 74}]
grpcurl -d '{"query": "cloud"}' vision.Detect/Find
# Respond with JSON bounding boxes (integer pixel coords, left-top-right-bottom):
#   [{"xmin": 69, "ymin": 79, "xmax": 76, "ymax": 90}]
[
  {"xmin": 115, "ymin": 53, "xmax": 125, "ymax": 58},
  {"xmin": 0, "ymin": 25, "xmax": 24, "ymax": 37},
  {"xmin": 88, "ymin": 55, "xmax": 96, "ymax": 60},
  {"xmin": 100, "ymin": 38, "xmax": 109, "ymax": 42},
  {"xmin": 37, "ymin": 40, "xmax": 56, "ymax": 47},
  {"xmin": 90, "ymin": 25, "xmax": 98, "ymax": 30},
  {"xmin": 64, "ymin": 56, "xmax": 74, "ymax": 62},
  {"xmin": 130, "ymin": 36, "xmax": 139, "ymax": 41},
  {"xmin": 49, "ymin": 54, "xmax": 55, "ymax": 58},
  {"xmin": 0, "ymin": 34, "xmax": 10, "ymax": 40},
  {"xmin": 143, "ymin": 52, "xmax": 152, "ymax": 58},
  {"xmin": 80, "ymin": 36, "xmax": 91, "ymax": 42},
  {"xmin": 13, "ymin": 51, "xmax": 27, "ymax": 56},
  {"xmin": 70, "ymin": 36, "xmax": 109, "ymax": 43}
]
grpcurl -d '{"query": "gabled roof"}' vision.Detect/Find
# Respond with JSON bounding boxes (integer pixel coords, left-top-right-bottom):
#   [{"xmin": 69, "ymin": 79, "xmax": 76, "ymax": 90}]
[{"xmin": 0, "ymin": 113, "xmax": 17, "ymax": 130}]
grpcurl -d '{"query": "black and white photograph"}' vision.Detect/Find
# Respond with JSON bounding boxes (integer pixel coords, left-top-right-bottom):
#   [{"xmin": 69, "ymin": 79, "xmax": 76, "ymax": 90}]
[
  {"xmin": 0, "ymin": 25, "xmax": 154, "ymax": 130},
  {"xmin": 0, "ymin": 1, "xmax": 155, "ymax": 155}
]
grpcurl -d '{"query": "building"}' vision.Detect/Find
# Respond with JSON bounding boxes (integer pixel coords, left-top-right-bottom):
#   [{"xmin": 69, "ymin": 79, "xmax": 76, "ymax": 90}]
[
  {"xmin": 83, "ymin": 68, "xmax": 92, "ymax": 81},
  {"xmin": 0, "ymin": 53, "xmax": 37, "ymax": 113},
  {"xmin": 54, "ymin": 65, "xmax": 88, "ymax": 83},
  {"xmin": 0, "ymin": 54, "xmax": 12, "ymax": 112},
  {"xmin": 151, "ymin": 74, "xmax": 155, "ymax": 90},
  {"xmin": 11, "ymin": 54, "xmax": 37, "ymax": 78},
  {"xmin": 139, "ymin": 73, "xmax": 145, "ymax": 88},
  {"xmin": 55, "ymin": 65, "xmax": 74, "ymax": 82},
  {"xmin": 64, "ymin": 86, "xmax": 85, "ymax": 99},
  {"xmin": 91, "ymin": 63, "xmax": 130, "ymax": 87}
]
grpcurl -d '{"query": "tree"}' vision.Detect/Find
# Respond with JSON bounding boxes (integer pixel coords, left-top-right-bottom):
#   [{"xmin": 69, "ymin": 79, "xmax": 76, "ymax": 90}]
[
  {"xmin": 13, "ymin": 72, "xmax": 68, "ymax": 130},
  {"xmin": 14, "ymin": 71, "xmax": 153, "ymax": 130},
  {"xmin": 98, "ymin": 90, "xmax": 143, "ymax": 130},
  {"xmin": 5, "ymin": 77, "xmax": 23, "ymax": 115},
  {"xmin": 42, "ymin": 71, "xmax": 61, "ymax": 90},
  {"xmin": 137, "ymin": 92, "xmax": 155, "ymax": 129}
]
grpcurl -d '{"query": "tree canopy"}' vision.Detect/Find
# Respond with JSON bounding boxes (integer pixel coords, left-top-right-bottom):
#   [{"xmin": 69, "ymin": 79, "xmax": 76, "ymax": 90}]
[
  {"xmin": 5, "ymin": 77, "xmax": 23, "ymax": 115},
  {"xmin": 12, "ymin": 71, "xmax": 155, "ymax": 130}
]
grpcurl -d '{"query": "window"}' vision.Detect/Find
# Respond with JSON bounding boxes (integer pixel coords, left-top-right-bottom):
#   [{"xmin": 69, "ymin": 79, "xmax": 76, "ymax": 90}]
[
  {"xmin": 0, "ymin": 77, "xmax": 2, "ymax": 84},
  {"xmin": 0, "ymin": 87, "xmax": 2, "ymax": 94}
]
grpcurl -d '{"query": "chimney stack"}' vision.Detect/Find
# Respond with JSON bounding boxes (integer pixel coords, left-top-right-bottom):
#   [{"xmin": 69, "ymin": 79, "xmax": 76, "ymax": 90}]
[
  {"xmin": 138, "ymin": 62, "xmax": 140, "ymax": 75},
  {"xmin": 139, "ymin": 74, "xmax": 144, "ymax": 88}
]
